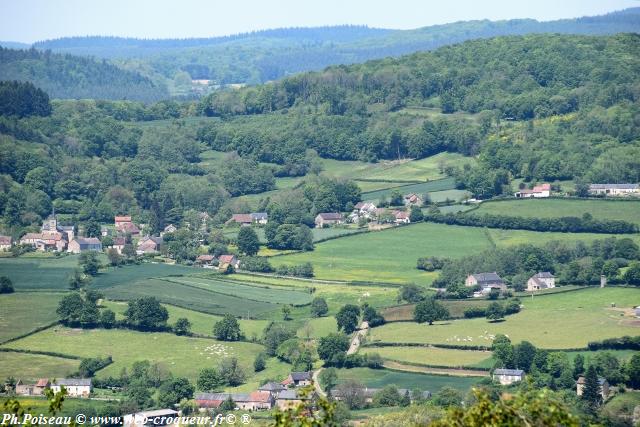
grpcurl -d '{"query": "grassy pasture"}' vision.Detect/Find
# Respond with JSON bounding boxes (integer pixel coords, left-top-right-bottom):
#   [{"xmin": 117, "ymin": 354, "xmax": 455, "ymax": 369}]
[
  {"xmin": 10, "ymin": 396, "xmax": 113, "ymax": 417},
  {"xmin": 0, "ymin": 292, "xmax": 64, "ymax": 343},
  {"xmin": 360, "ymin": 346, "xmax": 494, "ymax": 369},
  {"xmin": 361, "ymin": 153, "xmax": 475, "ymax": 182},
  {"xmin": 1, "ymin": 327, "xmax": 276, "ymax": 383},
  {"xmin": 231, "ymin": 274, "xmax": 399, "ymax": 313},
  {"xmin": 361, "ymin": 177, "xmax": 457, "ymax": 203},
  {"xmin": 475, "ymin": 198, "xmax": 640, "ymax": 226},
  {"xmin": 485, "ymin": 228, "xmax": 640, "ymax": 247},
  {"xmin": 102, "ymin": 301, "xmax": 269, "ymax": 339},
  {"xmin": 271, "ymin": 223, "xmax": 493, "ymax": 284},
  {"xmin": 0, "ymin": 351, "xmax": 80, "ymax": 380},
  {"xmin": 382, "ymin": 299, "xmax": 493, "ymax": 322},
  {"xmin": 297, "ymin": 317, "xmax": 338, "ymax": 339},
  {"xmin": 336, "ymin": 367, "xmax": 481, "ymax": 393},
  {"xmin": 224, "ymin": 226, "xmax": 363, "ymax": 243},
  {"xmin": 369, "ymin": 287, "xmax": 640, "ymax": 349}
]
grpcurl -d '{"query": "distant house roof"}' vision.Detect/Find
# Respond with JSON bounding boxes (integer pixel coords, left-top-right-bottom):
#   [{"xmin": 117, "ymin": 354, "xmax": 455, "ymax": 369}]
[
  {"xmin": 470, "ymin": 272, "xmax": 504, "ymax": 284},
  {"xmin": 230, "ymin": 214, "xmax": 253, "ymax": 224},
  {"xmin": 164, "ymin": 224, "xmax": 177, "ymax": 232},
  {"xmin": 277, "ymin": 390, "xmax": 307, "ymax": 400},
  {"xmin": 218, "ymin": 254, "xmax": 237, "ymax": 264},
  {"xmin": 576, "ymin": 376, "xmax": 607, "ymax": 386},
  {"xmin": 74, "ymin": 237, "xmax": 101, "ymax": 246},
  {"xmin": 55, "ymin": 378, "xmax": 92, "ymax": 387},
  {"xmin": 112, "ymin": 237, "xmax": 126, "ymax": 246},
  {"xmin": 493, "ymin": 369, "xmax": 524, "ymax": 376},
  {"xmin": 532, "ymin": 272, "xmax": 554, "ymax": 278},
  {"xmin": 196, "ymin": 254, "xmax": 215, "ymax": 262},
  {"xmin": 117, "ymin": 222, "xmax": 140, "ymax": 234},
  {"xmin": 589, "ymin": 184, "xmax": 639, "ymax": 190},
  {"xmin": 247, "ymin": 391, "xmax": 272, "ymax": 403},
  {"xmin": 251, "ymin": 212, "xmax": 268, "ymax": 220},
  {"xmin": 0, "ymin": 235, "xmax": 11, "ymax": 245},
  {"xmin": 394, "ymin": 211, "xmax": 409, "ymax": 220},
  {"xmin": 290, "ymin": 372, "xmax": 312, "ymax": 381},
  {"xmin": 404, "ymin": 194, "xmax": 420, "ymax": 203},
  {"xmin": 317, "ymin": 213, "xmax": 343, "ymax": 220},
  {"xmin": 114, "ymin": 216, "xmax": 131, "ymax": 222},
  {"xmin": 259, "ymin": 382, "xmax": 286, "ymax": 392},
  {"xmin": 36, "ymin": 379, "xmax": 50, "ymax": 387},
  {"xmin": 354, "ymin": 202, "xmax": 365, "ymax": 210}
]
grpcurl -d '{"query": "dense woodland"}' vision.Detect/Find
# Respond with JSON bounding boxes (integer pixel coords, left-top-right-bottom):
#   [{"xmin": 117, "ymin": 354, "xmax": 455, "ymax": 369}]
[
  {"xmin": 0, "ymin": 47, "xmax": 168, "ymax": 101},
  {"xmin": 30, "ymin": 8, "xmax": 640, "ymax": 84},
  {"xmin": 0, "ymin": 33, "xmax": 638, "ymax": 239}
]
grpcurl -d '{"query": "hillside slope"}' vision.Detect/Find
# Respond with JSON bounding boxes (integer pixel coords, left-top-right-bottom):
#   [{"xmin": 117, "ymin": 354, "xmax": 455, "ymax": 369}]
[
  {"xmin": 32, "ymin": 8, "xmax": 640, "ymax": 85},
  {"xmin": 0, "ymin": 47, "xmax": 169, "ymax": 102}
]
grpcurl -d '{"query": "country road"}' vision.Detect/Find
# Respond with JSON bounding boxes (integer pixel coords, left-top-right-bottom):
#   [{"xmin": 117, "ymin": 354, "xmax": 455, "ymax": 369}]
[{"xmin": 347, "ymin": 321, "xmax": 369, "ymax": 355}]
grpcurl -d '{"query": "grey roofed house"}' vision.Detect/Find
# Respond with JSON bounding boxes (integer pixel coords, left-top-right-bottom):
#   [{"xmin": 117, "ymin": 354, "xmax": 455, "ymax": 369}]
[
  {"xmin": 55, "ymin": 378, "xmax": 92, "ymax": 386},
  {"xmin": 251, "ymin": 212, "xmax": 268, "ymax": 221},
  {"xmin": 473, "ymin": 272, "xmax": 503, "ymax": 284},
  {"xmin": 532, "ymin": 272, "xmax": 554, "ymax": 278},
  {"xmin": 277, "ymin": 389, "xmax": 307, "ymax": 400},
  {"xmin": 290, "ymin": 372, "xmax": 312, "ymax": 381},
  {"xmin": 589, "ymin": 184, "xmax": 639, "ymax": 190},
  {"xmin": 259, "ymin": 382, "xmax": 286, "ymax": 392},
  {"xmin": 493, "ymin": 369, "xmax": 524, "ymax": 376},
  {"xmin": 317, "ymin": 213, "xmax": 343, "ymax": 220}
]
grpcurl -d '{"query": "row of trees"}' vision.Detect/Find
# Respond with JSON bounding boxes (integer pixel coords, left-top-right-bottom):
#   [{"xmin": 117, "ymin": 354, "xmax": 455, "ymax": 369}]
[{"xmin": 424, "ymin": 211, "xmax": 638, "ymax": 234}]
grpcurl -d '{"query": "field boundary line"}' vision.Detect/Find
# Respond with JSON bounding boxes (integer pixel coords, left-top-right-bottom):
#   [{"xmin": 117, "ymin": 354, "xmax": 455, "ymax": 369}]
[
  {"xmin": 0, "ymin": 347, "xmax": 81, "ymax": 360},
  {"xmin": 159, "ymin": 277, "xmax": 311, "ymax": 307},
  {"xmin": 383, "ymin": 360, "xmax": 490, "ymax": 377},
  {"xmin": 0, "ymin": 321, "xmax": 60, "ymax": 346}
]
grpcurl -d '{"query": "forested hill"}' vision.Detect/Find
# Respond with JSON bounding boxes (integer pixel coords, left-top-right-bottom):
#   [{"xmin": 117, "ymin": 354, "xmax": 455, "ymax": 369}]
[
  {"xmin": 0, "ymin": 47, "xmax": 169, "ymax": 102},
  {"xmin": 31, "ymin": 8, "xmax": 640, "ymax": 84}
]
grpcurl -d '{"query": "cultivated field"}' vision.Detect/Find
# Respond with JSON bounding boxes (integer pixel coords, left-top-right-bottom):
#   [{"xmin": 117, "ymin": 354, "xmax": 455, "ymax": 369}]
[
  {"xmin": 1, "ymin": 327, "xmax": 280, "ymax": 383},
  {"xmin": 382, "ymin": 299, "xmax": 493, "ymax": 322},
  {"xmin": 99, "ymin": 277, "xmax": 281, "ymax": 317},
  {"xmin": 0, "ymin": 255, "xmax": 79, "ymax": 290},
  {"xmin": 475, "ymin": 198, "xmax": 640, "ymax": 226},
  {"xmin": 0, "ymin": 292, "xmax": 64, "ymax": 343},
  {"xmin": 360, "ymin": 346, "xmax": 493, "ymax": 369},
  {"xmin": 335, "ymin": 367, "xmax": 481, "ymax": 392},
  {"xmin": 368, "ymin": 288, "xmax": 640, "ymax": 349}
]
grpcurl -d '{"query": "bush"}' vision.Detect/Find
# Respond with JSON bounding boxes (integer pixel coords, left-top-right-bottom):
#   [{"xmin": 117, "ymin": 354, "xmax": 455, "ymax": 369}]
[
  {"xmin": 241, "ymin": 256, "xmax": 274, "ymax": 273},
  {"xmin": 416, "ymin": 257, "xmax": 446, "ymax": 272},
  {"xmin": 463, "ymin": 307, "xmax": 486, "ymax": 318},
  {"xmin": 311, "ymin": 297, "xmax": 329, "ymax": 317},
  {"xmin": 0, "ymin": 276, "xmax": 14, "ymax": 294}
]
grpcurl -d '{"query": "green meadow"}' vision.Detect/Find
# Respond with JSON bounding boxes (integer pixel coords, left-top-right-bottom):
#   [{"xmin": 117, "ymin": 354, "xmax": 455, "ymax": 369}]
[
  {"xmin": 475, "ymin": 198, "xmax": 640, "ymax": 226},
  {"xmin": 361, "ymin": 178, "xmax": 457, "ymax": 203},
  {"xmin": 0, "ymin": 255, "xmax": 79, "ymax": 291},
  {"xmin": 271, "ymin": 222, "xmax": 640, "ymax": 284},
  {"xmin": 0, "ymin": 292, "xmax": 64, "ymax": 343},
  {"xmin": 0, "ymin": 351, "xmax": 80, "ymax": 380},
  {"xmin": 368, "ymin": 287, "xmax": 640, "ymax": 349},
  {"xmin": 335, "ymin": 367, "xmax": 481, "ymax": 393},
  {"xmin": 1, "ymin": 327, "xmax": 282, "ymax": 385},
  {"xmin": 101, "ymin": 300, "xmax": 270, "ymax": 339},
  {"xmin": 360, "ymin": 346, "xmax": 494, "ymax": 369}
]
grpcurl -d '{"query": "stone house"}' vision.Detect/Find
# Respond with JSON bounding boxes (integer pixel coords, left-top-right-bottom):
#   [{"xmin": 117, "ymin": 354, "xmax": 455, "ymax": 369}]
[
  {"xmin": 514, "ymin": 183, "xmax": 551, "ymax": 198},
  {"xmin": 315, "ymin": 213, "xmax": 344, "ymax": 228},
  {"xmin": 493, "ymin": 369, "xmax": 524, "ymax": 385},
  {"xmin": 0, "ymin": 235, "xmax": 12, "ymax": 251},
  {"xmin": 576, "ymin": 376, "xmax": 609, "ymax": 400},
  {"xmin": 527, "ymin": 272, "xmax": 555, "ymax": 291},
  {"xmin": 50, "ymin": 378, "xmax": 91, "ymax": 398},
  {"xmin": 68, "ymin": 237, "xmax": 102, "ymax": 254},
  {"xmin": 588, "ymin": 184, "xmax": 639, "ymax": 196}
]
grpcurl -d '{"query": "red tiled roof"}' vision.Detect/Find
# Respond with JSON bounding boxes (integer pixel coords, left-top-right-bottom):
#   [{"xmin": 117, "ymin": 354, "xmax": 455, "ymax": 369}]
[
  {"xmin": 218, "ymin": 255, "xmax": 236, "ymax": 264},
  {"xmin": 0, "ymin": 235, "xmax": 11, "ymax": 244},
  {"xmin": 197, "ymin": 254, "xmax": 215, "ymax": 261},
  {"xmin": 249, "ymin": 391, "xmax": 272, "ymax": 403},
  {"xmin": 230, "ymin": 214, "xmax": 253, "ymax": 223},
  {"xmin": 114, "ymin": 216, "xmax": 131, "ymax": 222},
  {"xmin": 36, "ymin": 379, "xmax": 50, "ymax": 387}
]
